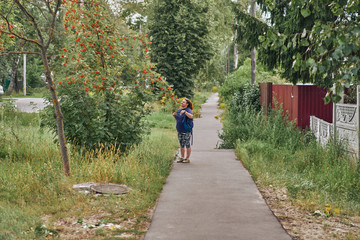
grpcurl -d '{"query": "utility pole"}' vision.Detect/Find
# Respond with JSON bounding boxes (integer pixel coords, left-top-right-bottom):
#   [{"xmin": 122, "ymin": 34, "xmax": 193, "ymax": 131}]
[
  {"xmin": 234, "ymin": 0, "xmax": 238, "ymax": 70},
  {"xmin": 23, "ymin": 54, "xmax": 26, "ymax": 96},
  {"xmin": 250, "ymin": 0, "xmax": 256, "ymax": 86},
  {"xmin": 228, "ymin": 45, "xmax": 231, "ymax": 77}
]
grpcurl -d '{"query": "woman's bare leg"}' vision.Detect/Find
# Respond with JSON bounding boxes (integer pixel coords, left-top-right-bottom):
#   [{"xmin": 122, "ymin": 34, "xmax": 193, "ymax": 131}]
[
  {"xmin": 186, "ymin": 148, "xmax": 191, "ymax": 160},
  {"xmin": 180, "ymin": 147, "xmax": 185, "ymax": 159}
]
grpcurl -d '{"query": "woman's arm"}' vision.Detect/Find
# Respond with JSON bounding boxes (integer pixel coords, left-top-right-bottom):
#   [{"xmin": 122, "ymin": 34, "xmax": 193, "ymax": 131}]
[
  {"xmin": 181, "ymin": 110, "xmax": 193, "ymax": 119},
  {"xmin": 185, "ymin": 111, "xmax": 193, "ymax": 119}
]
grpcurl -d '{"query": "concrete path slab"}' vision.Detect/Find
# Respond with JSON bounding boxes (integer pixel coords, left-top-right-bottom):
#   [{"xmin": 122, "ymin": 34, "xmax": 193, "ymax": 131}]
[{"xmin": 145, "ymin": 93, "xmax": 291, "ymax": 240}]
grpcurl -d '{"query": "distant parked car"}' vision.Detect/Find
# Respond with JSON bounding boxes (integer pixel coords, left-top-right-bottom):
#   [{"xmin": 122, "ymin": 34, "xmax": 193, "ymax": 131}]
[{"xmin": 0, "ymin": 85, "xmax": 4, "ymax": 95}]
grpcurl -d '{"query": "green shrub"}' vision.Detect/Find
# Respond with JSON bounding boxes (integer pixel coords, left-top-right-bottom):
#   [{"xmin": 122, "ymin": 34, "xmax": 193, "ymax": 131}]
[
  {"xmin": 219, "ymin": 58, "xmax": 284, "ymax": 103},
  {"xmin": 228, "ymin": 84, "xmax": 261, "ymax": 112},
  {"xmin": 42, "ymin": 86, "xmax": 152, "ymax": 151},
  {"xmin": 218, "ymin": 59, "xmax": 251, "ymax": 103}
]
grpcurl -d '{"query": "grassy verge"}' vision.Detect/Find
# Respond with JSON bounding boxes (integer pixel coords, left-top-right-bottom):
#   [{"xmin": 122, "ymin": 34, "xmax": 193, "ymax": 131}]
[
  {"xmin": 0, "ymin": 87, "xmax": 47, "ymax": 99},
  {"xmin": 0, "ymin": 91, "xmax": 210, "ymax": 239},
  {"xmin": 0, "ymin": 109, "xmax": 177, "ymax": 239},
  {"xmin": 220, "ymin": 106, "xmax": 360, "ymax": 216}
]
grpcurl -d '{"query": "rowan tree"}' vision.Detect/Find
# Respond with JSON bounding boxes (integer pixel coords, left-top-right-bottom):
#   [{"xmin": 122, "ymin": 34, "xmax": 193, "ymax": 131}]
[
  {"xmin": 0, "ymin": 0, "xmax": 175, "ymax": 175},
  {"xmin": 41, "ymin": 0, "xmax": 175, "ymax": 150}
]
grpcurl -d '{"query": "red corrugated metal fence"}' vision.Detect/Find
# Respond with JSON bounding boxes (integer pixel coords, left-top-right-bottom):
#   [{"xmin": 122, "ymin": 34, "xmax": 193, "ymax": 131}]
[{"xmin": 271, "ymin": 84, "xmax": 333, "ymax": 129}]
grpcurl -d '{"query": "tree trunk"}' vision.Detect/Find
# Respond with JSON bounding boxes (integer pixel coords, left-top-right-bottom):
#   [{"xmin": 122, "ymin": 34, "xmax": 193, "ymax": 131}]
[
  {"xmin": 250, "ymin": 0, "xmax": 256, "ymax": 86},
  {"xmin": 11, "ymin": 0, "xmax": 70, "ymax": 175},
  {"xmin": 6, "ymin": 41, "xmax": 25, "ymax": 96},
  {"xmin": 15, "ymin": 75, "xmax": 19, "ymax": 93},
  {"xmin": 234, "ymin": 0, "xmax": 238, "ymax": 70},
  {"xmin": 6, "ymin": 54, "xmax": 21, "ymax": 96},
  {"xmin": 41, "ymin": 50, "xmax": 70, "ymax": 176},
  {"xmin": 251, "ymin": 47, "xmax": 256, "ymax": 86}
]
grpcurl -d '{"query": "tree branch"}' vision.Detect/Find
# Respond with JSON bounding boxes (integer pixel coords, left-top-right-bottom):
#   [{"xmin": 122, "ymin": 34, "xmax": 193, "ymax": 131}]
[
  {"xmin": 0, "ymin": 26, "xmax": 42, "ymax": 47},
  {"xmin": 0, "ymin": 12, "xmax": 13, "ymax": 36},
  {"xmin": 13, "ymin": 0, "xmax": 45, "ymax": 47},
  {"xmin": 44, "ymin": 0, "xmax": 54, "ymax": 15},
  {"xmin": 23, "ymin": 0, "xmax": 52, "ymax": 25},
  {"xmin": 45, "ymin": 0, "xmax": 62, "ymax": 49},
  {"xmin": 4, "ymin": 1, "xmax": 16, "ymax": 19}
]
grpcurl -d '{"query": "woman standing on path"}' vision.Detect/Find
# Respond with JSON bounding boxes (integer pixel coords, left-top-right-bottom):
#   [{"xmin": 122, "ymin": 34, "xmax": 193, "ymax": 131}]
[{"xmin": 173, "ymin": 98, "xmax": 194, "ymax": 163}]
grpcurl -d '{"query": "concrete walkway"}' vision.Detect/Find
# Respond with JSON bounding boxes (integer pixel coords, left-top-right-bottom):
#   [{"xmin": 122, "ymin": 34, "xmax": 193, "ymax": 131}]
[
  {"xmin": 0, "ymin": 98, "xmax": 48, "ymax": 113},
  {"xmin": 145, "ymin": 93, "xmax": 292, "ymax": 240}
]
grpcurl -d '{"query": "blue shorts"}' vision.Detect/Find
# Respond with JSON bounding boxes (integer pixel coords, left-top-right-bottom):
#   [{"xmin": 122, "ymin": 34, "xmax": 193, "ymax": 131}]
[{"xmin": 178, "ymin": 132, "xmax": 192, "ymax": 148}]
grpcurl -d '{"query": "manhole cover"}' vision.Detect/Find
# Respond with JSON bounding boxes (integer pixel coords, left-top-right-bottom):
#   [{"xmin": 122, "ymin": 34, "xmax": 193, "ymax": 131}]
[{"xmin": 90, "ymin": 183, "xmax": 129, "ymax": 195}]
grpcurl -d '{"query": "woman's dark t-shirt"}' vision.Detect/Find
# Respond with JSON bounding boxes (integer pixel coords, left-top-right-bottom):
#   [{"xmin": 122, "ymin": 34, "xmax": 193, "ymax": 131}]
[{"xmin": 176, "ymin": 108, "xmax": 193, "ymax": 133}]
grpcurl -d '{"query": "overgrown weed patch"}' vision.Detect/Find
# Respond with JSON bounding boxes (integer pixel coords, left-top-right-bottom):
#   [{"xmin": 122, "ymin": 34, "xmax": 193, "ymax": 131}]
[
  {"xmin": 221, "ymin": 105, "xmax": 360, "ymax": 214},
  {"xmin": 0, "ymin": 107, "xmax": 178, "ymax": 239}
]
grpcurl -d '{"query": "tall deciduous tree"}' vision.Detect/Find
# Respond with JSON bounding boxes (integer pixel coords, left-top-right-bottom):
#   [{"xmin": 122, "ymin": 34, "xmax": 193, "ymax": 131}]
[
  {"xmin": 148, "ymin": 0, "xmax": 212, "ymax": 97},
  {"xmin": 196, "ymin": 0, "xmax": 234, "ymax": 88},
  {"xmin": 1, "ymin": 0, "xmax": 70, "ymax": 175},
  {"xmin": 256, "ymin": 0, "xmax": 359, "ymax": 101}
]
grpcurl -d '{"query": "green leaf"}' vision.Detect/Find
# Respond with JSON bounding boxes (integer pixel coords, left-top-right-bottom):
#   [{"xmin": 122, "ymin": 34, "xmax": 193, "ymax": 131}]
[
  {"xmin": 300, "ymin": 9, "xmax": 311, "ymax": 18},
  {"xmin": 351, "ymin": 67, "xmax": 358, "ymax": 76},
  {"xmin": 268, "ymin": 4, "xmax": 275, "ymax": 11},
  {"xmin": 344, "ymin": 81, "xmax": 351, "ymax": 88},
  {"xmin": 292, "ymin": 35, "xmax": 297, "ymax": 48},
  {"xmin": 342, "ymin": 74, "xmax": 351, "ymax": 80},
  {"xmin": 318, "ymin": 65, "xmax": 326, "ymax": 73},
  {"xmin": 335, "ymin": 82, "xmax": 343, "ymax": 94},
  {"xmin": 317, "ymin": 46, "xmax": 327, "ymax": 55},
  {"xmin": 307, "ymin": 58, "xmax": 315, "ymax": 66},
  {"xmin": 324, "ymin": 93, "xmax": 331, "ymax": 105},
  {"xmin": 331, "ymin": 94, "xmax": 341, "ymax": 103},
  {"xmin": 343, "ymin": 45, "xmax": 353, "ymax": 56},
  {"xmin": 300, "ymin": 39, "xmax": 309, "ymax": 46},
  {"xmin": 311, "ymin": 66, "xmax": 317, "ymax": 74},
  {"xmin": 332, "ymin": 48, "xmax": 343, "ymax": 60}
]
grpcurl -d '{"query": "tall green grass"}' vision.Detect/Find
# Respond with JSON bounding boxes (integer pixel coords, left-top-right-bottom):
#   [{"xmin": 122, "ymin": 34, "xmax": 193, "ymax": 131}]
[
  {"xmin": 0, "ymin": 104, "xmax": 178, "ymax": 239},
  {"xmin": 220, "ymin": 104, "xmax": 360, "ymax": 213}
]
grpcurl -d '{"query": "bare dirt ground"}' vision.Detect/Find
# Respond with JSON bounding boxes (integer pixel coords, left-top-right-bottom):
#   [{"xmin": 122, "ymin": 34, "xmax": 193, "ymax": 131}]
[
  {"xmin": 259, "ymin": 187, "xmax": 360, "ymax": 240},
  {"xmin": 44, "ymin": 206, "xmax": 154, "ymax": 239}
]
